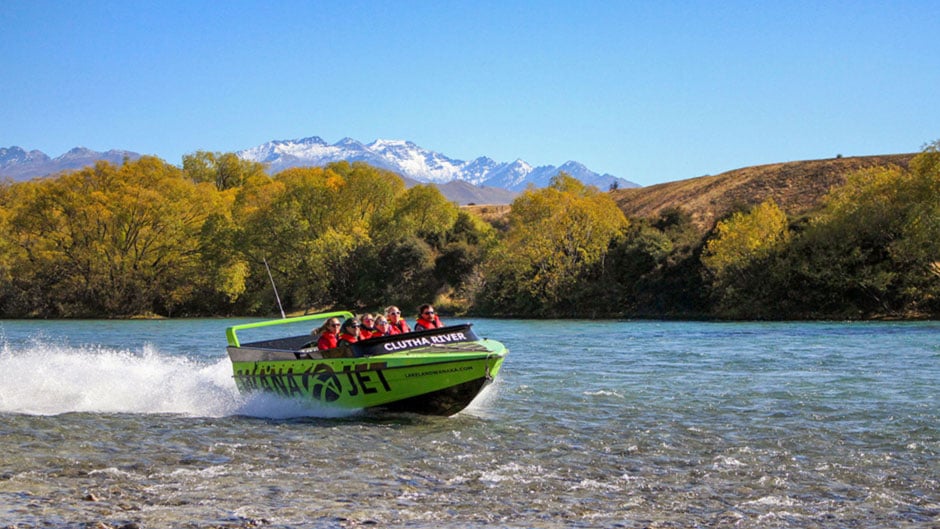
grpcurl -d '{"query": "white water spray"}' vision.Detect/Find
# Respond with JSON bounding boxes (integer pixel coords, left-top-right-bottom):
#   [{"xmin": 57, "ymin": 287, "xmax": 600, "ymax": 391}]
[{"xmin": 0, "ymin": 339, "xmax": 355, "ymax": 419}]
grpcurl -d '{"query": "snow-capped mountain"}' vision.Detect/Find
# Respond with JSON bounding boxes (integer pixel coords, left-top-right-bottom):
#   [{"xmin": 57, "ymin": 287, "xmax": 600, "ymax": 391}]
[
  {"xmin": 1, "ymin": 138, "xmax": 638, "ymax": 204},
  {"xmin": 237, "ymin": 136, "xmax": 638, "ymax": 192}
]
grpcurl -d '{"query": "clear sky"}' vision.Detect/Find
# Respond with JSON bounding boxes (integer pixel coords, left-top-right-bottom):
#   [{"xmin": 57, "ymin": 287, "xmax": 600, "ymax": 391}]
[{"xmin": 2, "ymin": 1, "xmax": 938, "ymax": 186}]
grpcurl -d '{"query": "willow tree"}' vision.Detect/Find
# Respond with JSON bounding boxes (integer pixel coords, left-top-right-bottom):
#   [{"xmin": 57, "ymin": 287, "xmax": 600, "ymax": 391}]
[
  {"xmin": 234, "ymin": 163, "xmax": 409, "ymax": 311},
  {"xmin": 699, "ymin": 198, "xmax": 790, "ymax": 317},
  {"xmin": 702, "ymin": 199, "xmax": 790, "ymax": 279},
  {"xmin": 0, "ymin": 182, "xmax": 30, "ymax": 314},
  {"xmin": 1, "ymin": 157, "xmax": 232, "ymax": 316},
  {"xmin": 182, "ymin": 150, "xmax": 268, "ymax": 191},
  {"xmin": 480, "ymin": 173, "xmax": 628, "ymax": 316},
  {"xmin": 384, "ymin": 184, "xmax": 460, "ymax": 247}
]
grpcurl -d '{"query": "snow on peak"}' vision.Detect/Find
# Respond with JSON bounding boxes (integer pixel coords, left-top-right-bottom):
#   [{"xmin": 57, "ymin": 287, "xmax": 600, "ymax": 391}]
[{"xmin": 237, "ymin": 135, "xmax": 634, "ymax": 191}]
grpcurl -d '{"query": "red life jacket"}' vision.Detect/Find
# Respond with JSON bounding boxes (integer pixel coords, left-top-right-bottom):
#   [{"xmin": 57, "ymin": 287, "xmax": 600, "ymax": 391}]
[
  {"xmin": 317, "ymin": 332, "xmax": 338, "ymax": 351},
  {"xmin": 414, "ymin": 314, "xmax": 443, "ymax": 330},
  {"xmin": 359, "ymin": 328, "xmax": 375, "ymax": 340},
  {"xmin": 388, "ymin": 319, "xmax": 411, "ymax": 335},
  {"xmin": 338, "ymin": 332, "xmax": 358, "ymax": 345}
]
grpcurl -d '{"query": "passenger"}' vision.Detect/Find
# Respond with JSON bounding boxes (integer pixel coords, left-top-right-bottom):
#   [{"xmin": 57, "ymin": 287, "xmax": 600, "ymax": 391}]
[
  {"xmin": 373, "ymin": 316, "xmax": 391, "ymax": 337},
  {"xmin": 358, "ymin": 313, "xmax": 377, "ymax": 339},
  {"xmin": 385, "ymin": 305, "xmax": 411, "ymax": 335},
  {"xmin": 414, "ymin": 304, "xmax": 444, "ymax": 330},
  {"xmin": 314, "ymin": 318, "xmax": 342, "ymax": 351},
  {"xmin": 337, "ymin": 318, "xmax": 361, "ymax": 345}
]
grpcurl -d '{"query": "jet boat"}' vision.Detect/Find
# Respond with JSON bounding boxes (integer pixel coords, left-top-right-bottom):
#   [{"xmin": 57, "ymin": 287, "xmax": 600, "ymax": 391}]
[{"xmin": 225, "ymin": 311, "xmax": 508, "ymax": 415}]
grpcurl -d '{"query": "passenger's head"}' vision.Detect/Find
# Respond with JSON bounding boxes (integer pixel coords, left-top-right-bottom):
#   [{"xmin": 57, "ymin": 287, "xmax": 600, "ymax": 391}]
[
  {"xmin": 340, "ymin": 318, "xmax": 360, "ymax": 335},
  {"xmin": 360, "ymin": 313, "xmax": 375, "ymax": 327},
  {"xmin": 316, "ymin": 317, "xmax": 342, "ymax": 335},
  {"xmin": 418, "ymin": 304, "xmax": 435, "ymax": 320},
  {"xmin": 374, "ymin": 316, "xmax": 389, "ymax": 333},
  {"xmin": 385, "ymin": 305, "xmax": 402, "ymax": 321}
]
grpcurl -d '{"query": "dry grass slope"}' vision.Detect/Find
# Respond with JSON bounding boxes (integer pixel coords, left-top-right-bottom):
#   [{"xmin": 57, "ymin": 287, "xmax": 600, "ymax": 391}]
[
  {"xmin": 611, "ymin": 154, "xmax": 916, "ymax": 230},
  {"xmin": 461, "ymin": 204, "xmax": 511, "ymax": 230}
]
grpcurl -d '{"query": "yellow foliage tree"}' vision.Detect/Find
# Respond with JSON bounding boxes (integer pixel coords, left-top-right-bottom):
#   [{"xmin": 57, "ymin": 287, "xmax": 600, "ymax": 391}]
[
  {"xmin": 234, "ymin": 163, "xmax": 411, "ymax": 310},
  {"xmin": 2, "ymin": 157, "xmax": 233, "ymax": 316},
  {"xmin": 484, "ymin": 173, "xmax": 628, "ymax": 312},
  {"xmin": 183, "ymin": 150, "xmax": 268, "ymax": 191},
  {"xmin": 702, "ymin": 199, "xmax": 790, "ymax": 280}
]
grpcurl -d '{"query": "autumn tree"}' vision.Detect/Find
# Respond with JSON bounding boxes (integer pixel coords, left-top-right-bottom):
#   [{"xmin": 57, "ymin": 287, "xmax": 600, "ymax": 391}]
[
  {"xmin": 479, "ymin": 173, "xmax": 628, "ymax": 316},
  {"xmin": 702, "ymin": 199, "xmax": 790, "ymax": 279},
  {"xmin": 699, "ymin": 199, "xmax": 790, "ymax": 317},
  {"xmin": 183, "ymin": 151, "xmax": 268, "ymax": 191},
  {"xmin": 234, "ymin": 166, "xmax": 358, "ymax": 311},
  {"xmin": 384, "ymin": 184, "xmax": 460, "ymax": 248},
  {"xmin": 0, "ymin": 157, "xmax": 237, "ymax": 316},
  {"xmin": 233, "ymin": 162, "xmax": 457, "ymax": 312}
]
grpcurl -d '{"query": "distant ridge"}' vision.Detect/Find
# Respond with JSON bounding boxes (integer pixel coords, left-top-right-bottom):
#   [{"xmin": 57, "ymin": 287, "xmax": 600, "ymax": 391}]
[
  {"xmin": 0, "ymin": 146, "xmax": 141, "ymax": 181},
  {"xmin": 434, "ymin": 180, "xmax": 519, "ymax": 205}
]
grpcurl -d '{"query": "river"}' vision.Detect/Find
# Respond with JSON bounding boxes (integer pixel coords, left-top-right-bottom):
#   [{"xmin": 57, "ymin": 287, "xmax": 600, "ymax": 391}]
[{"xmin": 1, "ymin": 318, "xmax": 938, "ymax": 528}]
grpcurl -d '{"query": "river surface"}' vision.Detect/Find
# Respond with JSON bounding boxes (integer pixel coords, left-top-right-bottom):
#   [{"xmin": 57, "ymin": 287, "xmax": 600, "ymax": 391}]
[{"xmin": 0, "ymin": 318, "xmax": 938, "ymax": 528}]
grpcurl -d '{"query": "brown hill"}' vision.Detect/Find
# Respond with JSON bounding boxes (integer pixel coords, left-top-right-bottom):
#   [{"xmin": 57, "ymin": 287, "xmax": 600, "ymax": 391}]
[{"xmin": 611, "ymin": 154, "xmax": 916, "ymax": 230}]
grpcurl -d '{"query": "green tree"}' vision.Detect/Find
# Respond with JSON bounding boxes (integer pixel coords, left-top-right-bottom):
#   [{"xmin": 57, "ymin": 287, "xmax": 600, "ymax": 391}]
[
  {"xmin": 385, "ymin": 184, "xmax": 460, "ymax": 249},
  {"xmin": 233, "ymin": 162, "xmax": 413, "ymax": 312},
  {"xmin": 589, "ymin": 206, "xmax": 709, "ymax": 318}
]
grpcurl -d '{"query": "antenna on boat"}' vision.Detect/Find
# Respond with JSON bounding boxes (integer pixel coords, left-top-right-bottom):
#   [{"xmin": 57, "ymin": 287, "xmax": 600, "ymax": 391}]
[{"xmin": 263, "ymin": 256, "xmax": 286, "ymax": 319}]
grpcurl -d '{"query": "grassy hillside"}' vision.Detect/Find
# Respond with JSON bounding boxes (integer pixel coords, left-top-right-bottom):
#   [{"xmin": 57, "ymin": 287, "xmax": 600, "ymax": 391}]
[
  {"xmin": 611, "ymin": 154, "xmax": 916, "ymax": 229},
  {"xmin": 462, "ymin": 204, "xmax": 511, "ymax": 231}
]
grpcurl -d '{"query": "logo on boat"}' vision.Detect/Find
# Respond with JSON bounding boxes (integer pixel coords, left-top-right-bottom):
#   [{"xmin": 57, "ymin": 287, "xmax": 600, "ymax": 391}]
[
  {"xmin": 237, "ymin": 361, "xmax": 392, "ymax": 402},
  {"xmin": 383, "ymin": 332, "xmax": 468, "ymax": 352},
  {"xmin": 311, "ymin": 364, "xmax": 343, "ymax": 402}
]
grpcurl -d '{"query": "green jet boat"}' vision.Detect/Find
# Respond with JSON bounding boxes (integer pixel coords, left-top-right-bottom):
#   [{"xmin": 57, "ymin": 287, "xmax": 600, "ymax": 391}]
[{"xmin": 225, "ymin": 311, "xmax": 508, "ymax": 416}]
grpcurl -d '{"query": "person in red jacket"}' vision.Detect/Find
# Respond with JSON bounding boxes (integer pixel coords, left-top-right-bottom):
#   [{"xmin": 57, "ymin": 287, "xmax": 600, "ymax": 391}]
[
  {"xmin": 414, "ymin": 304, "xmax": 444, "ymax": 330},
  {"xmin": 314, "ymin": 318, "xmax": 342, "ymax": 351},
  {"xmin": 358, "ymin": 314, "xmax": 376, "ymax": 339},
  {"xmin": 373, "ymin": 316, "xmax": 391, "ymax": 337},
  {"xmin": 385, "ymin": 305, "xmax": 411, "ymax": 335},
  {"xmin": 337, "ymin": 318, "xmax": 361, "ymax": 345}
]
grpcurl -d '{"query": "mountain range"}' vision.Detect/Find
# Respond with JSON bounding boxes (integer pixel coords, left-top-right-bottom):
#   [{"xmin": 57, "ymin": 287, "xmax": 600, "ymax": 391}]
[
  {"xmin": 1, "ymin": 137, "xmax": 637, "ymax": 204},
  {"xmin": 237, "ymin": 136, "xmax": 637, "ymax": 193}
]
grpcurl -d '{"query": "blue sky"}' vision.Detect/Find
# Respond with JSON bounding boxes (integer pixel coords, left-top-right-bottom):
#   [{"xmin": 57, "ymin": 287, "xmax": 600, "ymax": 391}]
[{"xmin": 2, "ymin": 1, "xmax": 938, "ymax": 186}]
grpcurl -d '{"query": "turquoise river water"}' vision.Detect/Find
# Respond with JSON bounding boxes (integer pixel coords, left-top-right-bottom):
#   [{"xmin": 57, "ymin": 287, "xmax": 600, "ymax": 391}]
[{"xmin": 0, "ymin": 318, "xmax": 938, "ymax": 528}]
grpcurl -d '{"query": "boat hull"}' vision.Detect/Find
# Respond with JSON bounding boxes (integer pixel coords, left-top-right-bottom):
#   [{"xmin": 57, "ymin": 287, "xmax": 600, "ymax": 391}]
[{"xmin": 230, "ymin": 350, "xmax": 504, "ymax": 415}]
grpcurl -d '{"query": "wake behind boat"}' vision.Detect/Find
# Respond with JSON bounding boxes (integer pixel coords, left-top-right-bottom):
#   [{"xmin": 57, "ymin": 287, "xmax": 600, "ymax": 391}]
[{"xmin": 225, "ymin": 311, "xmax": 508, "ymax": 416}]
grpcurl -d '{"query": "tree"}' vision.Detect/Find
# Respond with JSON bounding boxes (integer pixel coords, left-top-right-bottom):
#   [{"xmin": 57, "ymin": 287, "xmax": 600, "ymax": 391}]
[
  {"xmin": 232, "ymin": 163, "xmax": 419, "ymax": 312},
  {"xmin": 0, "ymin": 157, "xmax": 233, "ymax": 316},
  {"xmin": 385, "ymin": 184, "xmax": 460, "ymax": 249},
  {"xmin": 700, "ymin": 199, "xmax": 790, "ymax": 317},
  {"xmin": 480, "ymin": 173, "xmax": 628, "ymax": 316},
  {"xmin": 182, "ymin": 151, "xmax": 268, "ymax": 191},
  {"xmin": 702, "ymin": 199, "xmax": 790, "ymax": 280}
]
